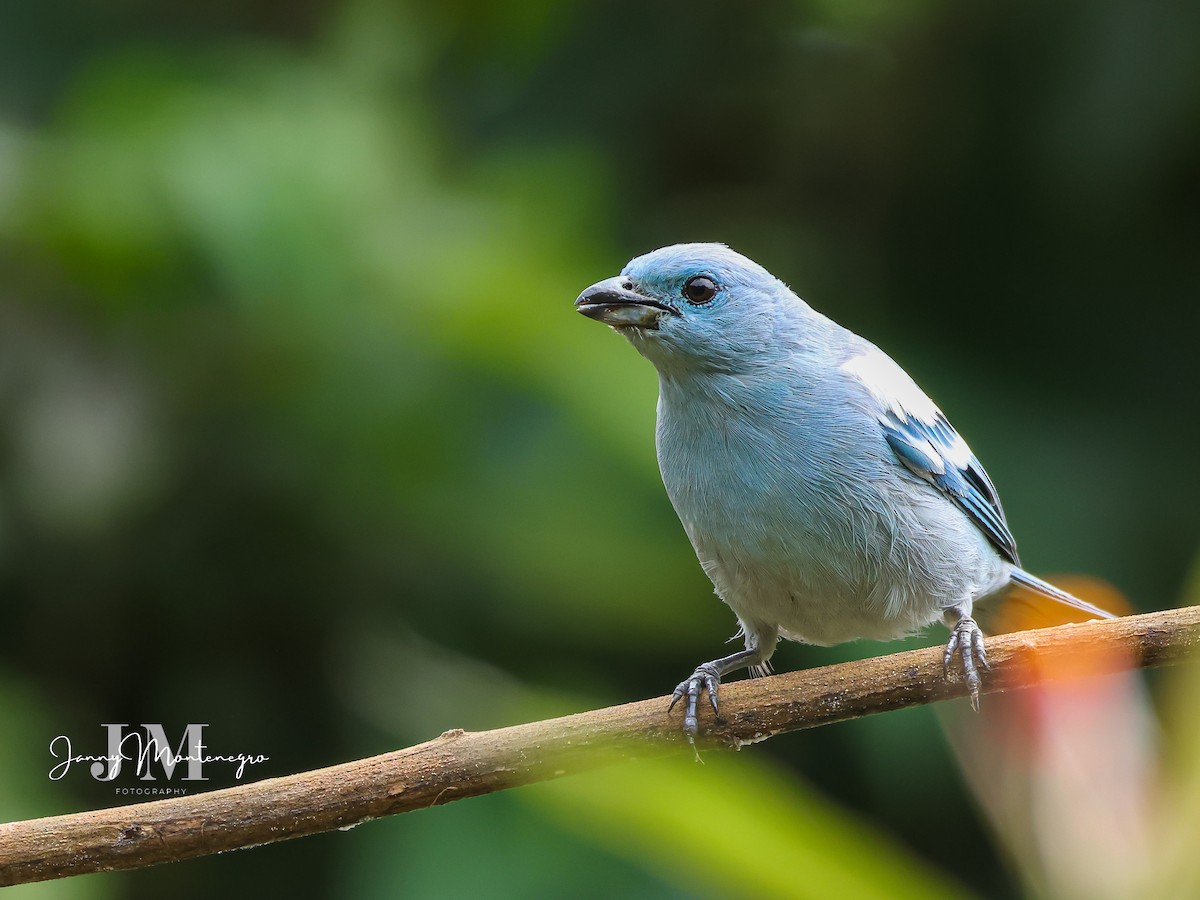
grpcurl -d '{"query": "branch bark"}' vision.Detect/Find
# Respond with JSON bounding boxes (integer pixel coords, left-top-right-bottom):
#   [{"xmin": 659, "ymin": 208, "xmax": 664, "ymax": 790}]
[{"xmin": 2, "ymin": 606, "xmax": 1198, "ymax": 886}]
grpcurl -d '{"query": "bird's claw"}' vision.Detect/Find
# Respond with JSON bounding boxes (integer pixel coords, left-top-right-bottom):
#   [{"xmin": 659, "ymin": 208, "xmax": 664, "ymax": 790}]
[
  {"xmin": 943, "ymin": 616, "xmax": 989, "ymax": 711},
  {"xmin": 669, "ymin": 662, "xmax": 722, "ymax": 742}
]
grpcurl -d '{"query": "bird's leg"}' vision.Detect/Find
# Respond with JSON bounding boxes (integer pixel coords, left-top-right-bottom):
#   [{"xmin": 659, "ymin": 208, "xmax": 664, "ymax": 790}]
[
  {"xmin": 668, "ymin": 645, "xmax": 765, "ymax": 741},
  {"xmin": 942, "ymin": 603, "xmax": 989, "ymax": 710}
]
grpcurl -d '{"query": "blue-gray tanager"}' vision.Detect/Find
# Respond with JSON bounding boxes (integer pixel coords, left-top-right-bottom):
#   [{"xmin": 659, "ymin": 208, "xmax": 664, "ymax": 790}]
[{"xmin": 575, "ymin": 243, "xmax": 1112, "ymax": 738}]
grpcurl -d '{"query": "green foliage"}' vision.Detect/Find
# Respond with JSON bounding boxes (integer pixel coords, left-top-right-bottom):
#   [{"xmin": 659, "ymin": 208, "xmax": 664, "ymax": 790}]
[{"xmin": 526, "ymin": 753, "xmax": 969, "ymax": 900}]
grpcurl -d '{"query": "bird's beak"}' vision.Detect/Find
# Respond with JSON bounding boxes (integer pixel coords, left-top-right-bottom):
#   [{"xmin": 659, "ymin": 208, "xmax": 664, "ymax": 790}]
[{"xmin": 575, "ymin": 277, "xmax": 679, "ymax": 329}]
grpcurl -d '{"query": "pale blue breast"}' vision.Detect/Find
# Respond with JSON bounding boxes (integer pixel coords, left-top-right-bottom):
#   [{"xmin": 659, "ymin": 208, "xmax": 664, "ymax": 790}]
[{"xmin": 654, "ymin": 359, "xmax": 1006, "ymax": 645}]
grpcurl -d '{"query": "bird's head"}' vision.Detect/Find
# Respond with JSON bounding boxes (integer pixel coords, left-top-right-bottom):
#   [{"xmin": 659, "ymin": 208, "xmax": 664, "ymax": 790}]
[{"xmin": 575, "ymin": 243, "xmax": 801, "ymax": 373}]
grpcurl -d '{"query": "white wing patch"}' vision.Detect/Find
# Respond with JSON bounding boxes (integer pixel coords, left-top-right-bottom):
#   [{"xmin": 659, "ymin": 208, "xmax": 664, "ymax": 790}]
[
  {"xmin": 841, "ymin": 347, "xmax": 1018, "ymax": 564},
  {"xmin": 840, "ymin": 349, "xmax": 939, "ymax": 423},
  {"xmin": 840, "ymin": 349, "xmax": 971, "ymax": 469}
]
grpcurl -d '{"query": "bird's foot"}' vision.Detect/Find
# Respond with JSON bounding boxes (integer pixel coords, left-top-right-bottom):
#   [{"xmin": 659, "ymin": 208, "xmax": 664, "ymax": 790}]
[
  {"xmin": 668, "ymin": 662, "xmax": 721, "ymax": 743},
  {"xmin": 943, "ymin": 616, "xmax": 989, "ymax": 711}
]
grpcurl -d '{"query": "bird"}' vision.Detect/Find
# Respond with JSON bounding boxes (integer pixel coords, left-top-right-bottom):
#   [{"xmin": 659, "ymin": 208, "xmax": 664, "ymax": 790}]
[{"xmin": 574, "ymin": 243, "xmax": 1113, "ymax": 740}]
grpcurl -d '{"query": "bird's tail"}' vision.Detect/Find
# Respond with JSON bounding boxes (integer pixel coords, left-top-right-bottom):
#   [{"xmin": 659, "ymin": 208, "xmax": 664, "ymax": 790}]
[{"xmin": 1009, "ymin": 568, "xmax": 1117, "ymax": 620}]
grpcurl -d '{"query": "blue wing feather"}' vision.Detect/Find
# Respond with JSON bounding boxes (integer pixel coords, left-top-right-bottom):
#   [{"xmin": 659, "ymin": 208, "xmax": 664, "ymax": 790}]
[{"xmin": 881, "ymin": 411, "xmax": 1020, "ymax": 565}]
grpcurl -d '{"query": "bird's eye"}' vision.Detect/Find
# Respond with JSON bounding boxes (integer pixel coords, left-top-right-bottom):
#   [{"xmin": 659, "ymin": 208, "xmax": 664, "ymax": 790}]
[{"xmin": 682, "ymin": 275, "xmax": 719, "ymax": 305}]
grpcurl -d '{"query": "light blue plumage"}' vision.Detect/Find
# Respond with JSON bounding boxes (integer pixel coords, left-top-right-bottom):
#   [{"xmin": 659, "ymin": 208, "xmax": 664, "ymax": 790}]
[{"xmin": 575, "ymin": 243, "xmax": 1112, "ymax": 737}]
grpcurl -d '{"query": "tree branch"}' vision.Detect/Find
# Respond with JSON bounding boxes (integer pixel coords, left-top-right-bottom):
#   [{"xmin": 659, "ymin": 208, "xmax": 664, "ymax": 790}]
[{"xmin": 2, "ymin": 607, "xmax": 1197, "ymax": 885}]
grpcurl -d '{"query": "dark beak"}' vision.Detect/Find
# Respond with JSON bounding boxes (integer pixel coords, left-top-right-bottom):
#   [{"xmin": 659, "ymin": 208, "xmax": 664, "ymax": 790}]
[{"xmin": 574, "ymin": 277, "xmax": 679, "ymax": 329}]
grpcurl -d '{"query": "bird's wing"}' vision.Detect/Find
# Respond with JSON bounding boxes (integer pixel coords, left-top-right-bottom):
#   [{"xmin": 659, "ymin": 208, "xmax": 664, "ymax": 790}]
[{"xmin": 841, "ymin": 348, "xmax": 1020, "ymax": 565}]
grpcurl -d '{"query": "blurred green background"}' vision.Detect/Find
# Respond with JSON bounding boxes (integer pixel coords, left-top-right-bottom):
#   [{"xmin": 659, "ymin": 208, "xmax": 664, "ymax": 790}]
[{"xmin": 1, "ymin": 0, "xmax": 1198, "ymax": 897}]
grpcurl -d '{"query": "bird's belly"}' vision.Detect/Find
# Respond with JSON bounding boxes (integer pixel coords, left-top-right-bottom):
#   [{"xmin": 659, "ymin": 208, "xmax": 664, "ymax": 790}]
[
  {"xmin": 698, "ymin": 542, "xmax": 941, "ymax": 646},
  {"xmin": 723, "ymin": 569, "xmax": 933, "ymax": 645},
  {"xmin": 657, "ymin": 382, "xmax": 1008, "ymax": 647},
  {"xmin": 680, "ymin": 484, "xmax": 1007, "ymax": 647}
]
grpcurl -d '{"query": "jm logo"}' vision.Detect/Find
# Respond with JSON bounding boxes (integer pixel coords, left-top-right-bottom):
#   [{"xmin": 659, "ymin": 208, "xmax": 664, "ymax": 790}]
[
  {"xmin": 49, "ymin": 723, "xmax": 267, "ymax": 783},
  {"xmin": 49, "ymin": 723, "xmax": 210, "ymax": 782}
]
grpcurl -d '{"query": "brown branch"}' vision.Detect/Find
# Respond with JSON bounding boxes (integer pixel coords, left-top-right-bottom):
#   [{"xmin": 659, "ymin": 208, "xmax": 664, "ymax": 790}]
[{"xmin": 2, "ymin": 607, "xmax": 1198, "ymax": 885}]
